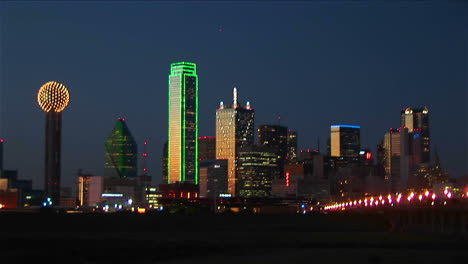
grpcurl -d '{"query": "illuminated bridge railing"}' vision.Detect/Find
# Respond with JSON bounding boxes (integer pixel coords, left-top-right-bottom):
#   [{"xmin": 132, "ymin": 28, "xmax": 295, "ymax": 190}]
[{"xmin": 324, "ymin": 188, "xmax": 468, "ymax": 211}]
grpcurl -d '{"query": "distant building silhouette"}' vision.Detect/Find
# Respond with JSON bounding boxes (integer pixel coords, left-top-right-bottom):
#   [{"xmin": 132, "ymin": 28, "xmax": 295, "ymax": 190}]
[
  {"xmin": 162, "ymin": 140, "xmax": 168, "ymax": 184},
  {"xmin": 198, "ymin": 136, "xmax": 216, "ymax": 161},
  {"xmin": 287, "ymin": 130, "xmax": 298, "ymax": 162},
  {"xmin": 0, "ymin": 139, "xmax": 3, "ymax": 179}
]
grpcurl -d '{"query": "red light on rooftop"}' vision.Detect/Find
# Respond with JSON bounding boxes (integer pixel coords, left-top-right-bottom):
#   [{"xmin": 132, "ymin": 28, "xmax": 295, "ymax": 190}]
[
  {"xmin": 0, "ymin": 139, "xmax": 4, "ymax": 143},
  {"xmin": 198, "ymin": 136, "xmax": 215, "ymax": 139}
]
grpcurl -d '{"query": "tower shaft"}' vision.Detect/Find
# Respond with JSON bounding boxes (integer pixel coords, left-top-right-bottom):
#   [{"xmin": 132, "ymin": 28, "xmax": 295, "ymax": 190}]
[{"xmin": 44, "ymin": 111, "xmax": 62, "ymax": 205}]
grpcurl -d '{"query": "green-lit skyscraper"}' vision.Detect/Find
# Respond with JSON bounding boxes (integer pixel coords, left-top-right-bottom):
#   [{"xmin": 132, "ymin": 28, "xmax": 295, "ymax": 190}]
[
  {"xmin": 168, "ymin": 62, "xmax": 198, "ymax": 184},
  {"xmin": 104, "ymin": 118, "xmax": 138, "ymax": 178}
]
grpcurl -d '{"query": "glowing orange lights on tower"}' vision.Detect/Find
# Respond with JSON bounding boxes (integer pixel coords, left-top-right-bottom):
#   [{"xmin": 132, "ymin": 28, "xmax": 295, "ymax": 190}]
[{"xmin": 37, "ymin": 81, "xmax": 70, "ymax": 112}]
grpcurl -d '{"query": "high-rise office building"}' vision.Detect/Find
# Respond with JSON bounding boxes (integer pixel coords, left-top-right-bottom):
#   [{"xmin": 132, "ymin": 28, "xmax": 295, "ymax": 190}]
[
  {"xmin": 401, "ymin": 107, "xmax": 430, "ymax": 163},
  {"xmin": 104, "ymin": 118, "xmax": 138, "ymax": 178},
  {"xmin": 199, "ymin": 159, "xmax": 228, "ymax": 198},
  {"xmin": 37, "ymin": 81, "xmax": 70, "ymax": 205},
  {"xmin": 216, "ymin": 88, "xmax": 254, "ymax": 196},
  {"xmin": 287, "ymin": 130, "xmax": 298, "ymax": 162},
  {"xmin": 258, "ymin": 125, "xmax": 288, "ymax": 177},
  {"xmin": 237, "ymin": 145, "xmax": 278, "ymax": 198},
  {"xmin": 383, "ymin": 127, "xmax": 411, "ymax": 191},
  {"xmin": 198, "ymin": 136, "xmax": 216, "ymax": 161},
  {"xmin": 168, "ymin": 62, "xmax": 198, "ymax": 184},
  {"xmin": 330, "ymin": 125, "xmax": 361, "ymax": 158}
]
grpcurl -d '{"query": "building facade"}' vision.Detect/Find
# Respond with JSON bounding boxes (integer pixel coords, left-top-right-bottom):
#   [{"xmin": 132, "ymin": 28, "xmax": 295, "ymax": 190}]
[
  {"xmin": 237, "ymin": 145, "xmax": 279, "ymax": 198},
  {"xmin": 330, "ymin": 125, "xmax": 361, "ymax": 158},
  {"xmin": 401, "ymin": 107, "xmax": 430, "ymax": 163},
  {"xmin": 198, "ymin": 136, "xmax": 216, "ymax": 161},
  {"xmin": 168, "ymin": 62, "xmax": 199, "ymax": 184},
  {"xmin": 216, "ymin": 88, "xmax": 254, "ymax": 196},
  {"xmin": 104, "ymin": 118, "xmax": 138, "ymax": 178},
  {"xmin": 258, "ymin": 125, "xmax": 288, "ymax": 177},
  {"xmin": 78, "ymin": 174, "xmax": 104, "ymax": 207},
  {"xmin": 199, "ymin": 159, "xmax": 228, "ymax": 198}
]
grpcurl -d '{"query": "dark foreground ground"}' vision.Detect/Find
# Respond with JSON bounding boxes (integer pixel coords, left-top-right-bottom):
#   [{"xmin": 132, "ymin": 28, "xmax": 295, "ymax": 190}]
[{"xmin": 0, "ymin": 211, "xmax": 466, "ymax": 264}]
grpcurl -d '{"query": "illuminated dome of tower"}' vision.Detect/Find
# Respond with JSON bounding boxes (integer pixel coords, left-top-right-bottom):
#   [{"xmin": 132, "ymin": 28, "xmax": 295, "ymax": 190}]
[{"xmin": 37, "ymin": 81, "xmax": 70, "ymax": 112}]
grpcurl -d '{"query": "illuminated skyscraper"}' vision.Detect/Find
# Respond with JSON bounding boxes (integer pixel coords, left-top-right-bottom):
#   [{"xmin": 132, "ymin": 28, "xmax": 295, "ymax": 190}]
[
  {"xmin": 216, "ymin": 88, "xmax": 254, "ymax": 196},
  {"xmin": 168, "ymin": 62, "xmax": 198, "ymax": 184},
  {"xmin": 401, "ymin": 107, "xmax": 430, "ymax": 163},
  {"xmin": 104, "ymin": 118, "xmax": 138, "ymax": 178},
  {"xmin": 37, "ymin": 81, "xmax": 70, "ymax": 205},
  {"xmin": 330, "ymin": 125, "xmax": 361, "ymax": 158}
]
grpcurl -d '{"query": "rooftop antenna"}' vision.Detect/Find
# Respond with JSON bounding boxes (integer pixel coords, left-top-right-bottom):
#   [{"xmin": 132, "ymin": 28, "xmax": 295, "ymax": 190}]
[
  {"xmin": 233, "ymin": 87, "xmax": 238, "ymax": 109},
  {"xmin": 277, "ymin": 115, "xmax": 281, "ymax": 126}
]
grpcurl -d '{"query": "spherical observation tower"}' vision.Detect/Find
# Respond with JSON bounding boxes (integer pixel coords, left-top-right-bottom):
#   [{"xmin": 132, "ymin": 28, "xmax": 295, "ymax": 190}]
[{"xmin": 37, "ymin": 81, "xmax": 70, "ymax": 206}]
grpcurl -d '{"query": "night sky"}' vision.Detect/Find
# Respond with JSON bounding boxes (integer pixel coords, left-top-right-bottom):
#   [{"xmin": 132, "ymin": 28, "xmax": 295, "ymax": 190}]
[{"xmin": 0, "ymin": 2, "xmax": 466, "ymax": 192}]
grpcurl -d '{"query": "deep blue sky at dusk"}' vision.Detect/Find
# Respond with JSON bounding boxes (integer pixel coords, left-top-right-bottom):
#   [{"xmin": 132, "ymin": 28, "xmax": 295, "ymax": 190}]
[{"xmin": 0, "ymin": 1, "xmax": 467, "ymax": 192}]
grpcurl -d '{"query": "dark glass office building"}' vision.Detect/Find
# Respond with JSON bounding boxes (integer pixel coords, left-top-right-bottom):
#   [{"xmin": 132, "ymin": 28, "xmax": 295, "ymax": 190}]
[
  {"xmin": 198, "ymin": 136, "xmax": 216, "ymax": 161},
  {"xmin": 104, "ymin": 118, "xmax": 138, "ymax": 178},
  {"xmin": 258, "ymin": 125, "xmax": 288, "ymax": 177},
  {"xmin": 330, "ymin": 125, "xmax": 361, "ymax": 158},
  {"xmin": 237, "ymin": 145, "xmax": 279, "ymax": 198},
  {"xmin": 199, "ymin": 159, "xmax": 228, "ymax": 198}
]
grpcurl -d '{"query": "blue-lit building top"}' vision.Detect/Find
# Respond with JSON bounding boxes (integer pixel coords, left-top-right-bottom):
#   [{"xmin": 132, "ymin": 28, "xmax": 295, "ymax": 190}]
[{"xmin": 330, "ymin": 125, "xmax": 361, "ymax": 158}]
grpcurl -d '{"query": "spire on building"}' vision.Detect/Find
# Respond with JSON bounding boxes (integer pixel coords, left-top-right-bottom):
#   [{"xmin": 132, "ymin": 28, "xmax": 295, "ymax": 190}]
[{"xmin": 233, "ymin": 87, "xmax": 238, "ymax": 109}]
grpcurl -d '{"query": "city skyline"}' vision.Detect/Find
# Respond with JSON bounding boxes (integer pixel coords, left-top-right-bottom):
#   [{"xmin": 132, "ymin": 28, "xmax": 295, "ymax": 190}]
[{"xmin": 0, "ymin": 2, "xmax": 466, "ymax": 192}]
